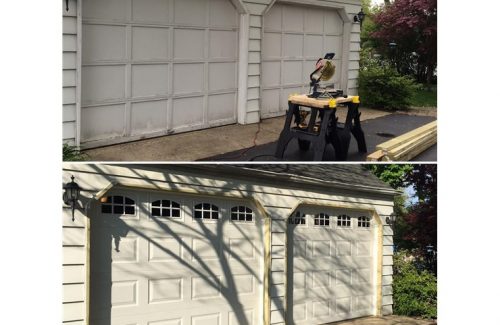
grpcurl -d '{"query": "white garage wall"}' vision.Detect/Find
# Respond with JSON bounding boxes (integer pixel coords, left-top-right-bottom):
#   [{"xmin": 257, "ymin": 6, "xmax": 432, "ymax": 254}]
[
  {"xmin": 62, "ymin": 0, "xmax": 79, "ymax": 145},
  {"xmin": 62, "ymin": 164, "xmax": 393, "ymax": 325},
  {"xmin": 62, "ymin": 0, "xmax": 361, "ymax": 147}
]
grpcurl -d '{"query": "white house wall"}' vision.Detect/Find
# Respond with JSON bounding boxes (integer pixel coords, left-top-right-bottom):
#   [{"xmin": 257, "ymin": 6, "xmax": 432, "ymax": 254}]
[
  {"xmin": 62, "ymin": 164, "xmax": 393, "ymax": 325},
  {"xmin": 62, "ymin": 0, "xmax": 361, "ymax": 147}
]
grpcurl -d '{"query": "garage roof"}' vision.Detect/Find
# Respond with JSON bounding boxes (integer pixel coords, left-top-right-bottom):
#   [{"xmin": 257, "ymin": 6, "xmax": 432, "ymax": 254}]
[{"xmin": 236, "ymin": 164, "xmax": 394, "ymax": 192}]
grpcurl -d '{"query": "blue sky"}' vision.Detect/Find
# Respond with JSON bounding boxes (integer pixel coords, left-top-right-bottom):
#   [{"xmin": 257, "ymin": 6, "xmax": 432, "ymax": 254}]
[{"xmin": 404, "ymin": 185, "xmax": 418, "ymax": 206}]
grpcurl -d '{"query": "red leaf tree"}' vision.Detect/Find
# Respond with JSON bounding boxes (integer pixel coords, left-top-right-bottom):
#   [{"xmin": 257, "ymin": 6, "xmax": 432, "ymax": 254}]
[{"xmin": 371, "ymin": 0, "xmax": 437, "ymax": 84}]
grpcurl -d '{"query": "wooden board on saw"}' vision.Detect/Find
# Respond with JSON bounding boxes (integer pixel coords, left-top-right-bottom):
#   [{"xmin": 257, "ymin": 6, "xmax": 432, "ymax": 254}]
[
  {"xmin": 366, "ymin": 120, "xmax": 437, "ymax": 161},
  {"xmin": 288, "ymin": 94, "xmax": 355, "ymax": 109}
]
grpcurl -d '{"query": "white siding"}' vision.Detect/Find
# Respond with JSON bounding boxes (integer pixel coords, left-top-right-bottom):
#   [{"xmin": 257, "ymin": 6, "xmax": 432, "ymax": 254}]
[
  {"xmin": 63, "ymin": 163, "xmax": 394, "ymax": 324},
  {"xmin": 62, "ymin": 0, "xmax": 78, "ymax": 146}
]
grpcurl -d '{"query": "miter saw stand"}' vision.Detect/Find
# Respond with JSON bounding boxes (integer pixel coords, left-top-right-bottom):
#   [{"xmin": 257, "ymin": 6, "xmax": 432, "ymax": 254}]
[{"xmin": 274, "ymin": 54, "xmax": 367, "ymax": 161}]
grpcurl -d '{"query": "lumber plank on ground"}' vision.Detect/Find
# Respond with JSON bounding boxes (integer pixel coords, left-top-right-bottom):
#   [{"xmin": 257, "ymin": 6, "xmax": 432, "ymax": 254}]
[
  {"xmin": 375, "ymin": 120, "xmax": 437, "ymax": 152},
  {"xmin": 366, "ymin": 150, "xmax": 385, "ymax": 161},
  {"xmin": 367, "ymin": 120, "xmax": 437, "ymax": 161}
]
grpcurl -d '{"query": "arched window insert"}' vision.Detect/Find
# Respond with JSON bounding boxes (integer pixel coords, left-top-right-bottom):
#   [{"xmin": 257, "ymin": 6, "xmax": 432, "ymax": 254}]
[
  {"xmin": 101, "ymin": 196, "xmax": 135, "ymax": 215},
  {"xmin": 231, "ymin": 206, "xmax": 253, "ymax": 222},
  {"xmin": 314, "ymin": 213, "xmax": 330, "ymax": 226},
  {"xmin": 337, "ymin": 214, "xmax": 351, "ymax": 227},
  {"xmin": 358, "ymin": 216, "xmax": 371, "ymax": 228},
  {"xmin": 289, "ymin": 211, "xmax": 306, "ymax": 225},
  {"xmin": 194, "ymin": 203, "xmax": 219, "ymax": 220},
  {"xmin": 152, "ymin": 200, "xmax": 181, "ymax": 218}
]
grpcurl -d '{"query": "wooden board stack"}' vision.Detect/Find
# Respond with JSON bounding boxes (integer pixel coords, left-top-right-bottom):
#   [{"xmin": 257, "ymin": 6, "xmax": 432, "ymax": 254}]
[{"xmin": 366, "ymin": 121, "xmax": 437, "ymax": 161}]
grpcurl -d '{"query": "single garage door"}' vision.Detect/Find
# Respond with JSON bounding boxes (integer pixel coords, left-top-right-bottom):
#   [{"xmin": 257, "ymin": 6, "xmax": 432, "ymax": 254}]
[
  {"xmin": 90, "ymin": 189, "xmax": 264, "ymax": 325},
  {"xmin": 261, "ymin": 3, "xmax": 344, "ymax": 118},
  {"xmin": 287, "ymin": 207, "xmax": 377, "ymax": 324},
  {"xmin": 81, "ymin": 0, "xmax": 239, "ymax": 147}
]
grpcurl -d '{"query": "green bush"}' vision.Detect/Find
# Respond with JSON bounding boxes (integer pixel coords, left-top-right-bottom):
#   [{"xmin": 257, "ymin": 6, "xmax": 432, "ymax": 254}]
[
  {"xmin": 393, "ymin": 250, "xmax": 437, "ymax": 318},
  {"xmin": 63, "ymin": 143, "xmax": 87, "ymax": 161},
  {"xmin": 359, "ymin": 52, "xmax": 419, "ymax": 110}
]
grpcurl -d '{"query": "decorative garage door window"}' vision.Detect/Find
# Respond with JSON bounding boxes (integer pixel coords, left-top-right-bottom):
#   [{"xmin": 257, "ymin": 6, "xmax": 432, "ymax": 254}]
[
  {"xmin": 230, "ymin": 206, "xmax": 253, "ymax": 222},
  {"xmin": 337, "ymin": 214, "xmax": 351, "ymax": 227},
  {"xmin": 101, "ymin": 196, "xmax": 135, "ymax": 215},
  {"xmin": 289, "ymin": 211, "xmax": 306, "ymax": 225},
  {"xmin": 194, "ymin": 203, "xmax": 219, "ymax": 220},
  {"xmin": 314, "ymin": 213, "xmax": 330, "ymax": 226},
  {"xmin": 151, "ymin": 199, "xmax": 181, "ymax": 218},
  {"xmin": 358, "ymin": 216, "xmax": 371, "ymax": 228}
]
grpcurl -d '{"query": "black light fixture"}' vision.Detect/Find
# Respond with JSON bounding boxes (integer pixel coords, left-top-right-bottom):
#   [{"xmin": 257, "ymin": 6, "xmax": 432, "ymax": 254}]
[
  {"xmin": 386, "ymin": 212, "xmax": 396, "ymax": 228},
  {"xmin": 63, "ymin": 175, "xmax": 81, "ymax": 221},
  {"xmin": 354, "ymin": 8, "xmax": 366, "ymax": 27},
  {"xmin": 65, "ymin": 0, "xmax": 69, "ymax": 11},
  {"xmin": 389, "ymin": 41, "xmax": 397, "ymax": 49}
]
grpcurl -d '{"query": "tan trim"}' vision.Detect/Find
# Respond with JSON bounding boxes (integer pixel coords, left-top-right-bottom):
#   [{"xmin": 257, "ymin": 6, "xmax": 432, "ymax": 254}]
[
  {"xmin": 263, "ymin": 215, "xmax": 271, "ymax": 325},
  {"xmin": 85, "ymin": 203, "xmax": 91, "ymax": 325},
  {"xmin": 372, "ymin": 210, "xmax": 384, "ymax": 316}
]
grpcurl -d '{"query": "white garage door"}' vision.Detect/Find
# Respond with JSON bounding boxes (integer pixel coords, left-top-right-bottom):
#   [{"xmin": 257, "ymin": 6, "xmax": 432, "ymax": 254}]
[
  {"xmin": 287, "ymin": 208, "xmax": 377, "ymax": 324},
  {"xmin": 90, "ymin": 189, "xmax": 264, "ymax": 325},
  {"xmin": 261, "ymin": 3, "xmax": 344, "ymax": 118},
  {"xmin": 81, "ymin": 0, "xmax": 239, "ymax": 147}
]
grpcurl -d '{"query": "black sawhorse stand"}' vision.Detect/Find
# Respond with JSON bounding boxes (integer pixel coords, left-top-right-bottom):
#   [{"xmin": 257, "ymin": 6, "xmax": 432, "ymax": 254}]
[{"xmin": 274, "ymin": 95, "xmax": 367, "ymax": 161}]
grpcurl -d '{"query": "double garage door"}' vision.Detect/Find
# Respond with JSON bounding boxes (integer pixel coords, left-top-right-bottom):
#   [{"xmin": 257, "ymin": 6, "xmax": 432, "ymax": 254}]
[
  {"xmin": 81, "ymin": 0, "xmax": 240, "ymax": 147},
  {"xmin": 90, "ymin": 189, "xmax": 264, "ymax": 325},
  {"xmin": 89, "ymin": 189, "xmax": 377, "ymax": 325}
]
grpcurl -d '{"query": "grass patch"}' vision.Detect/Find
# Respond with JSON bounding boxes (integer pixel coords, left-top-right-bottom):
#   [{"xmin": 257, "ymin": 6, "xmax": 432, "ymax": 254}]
[
  {"xmin": 410, "ymin": 84, "xmax": 437, "ymax": 107},
  {"xmin": 63, "ymin": 143, "xmax": 88, "ymax": 161}
]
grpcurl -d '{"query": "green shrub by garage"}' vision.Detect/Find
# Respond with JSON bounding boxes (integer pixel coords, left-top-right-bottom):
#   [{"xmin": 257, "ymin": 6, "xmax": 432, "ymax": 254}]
[
  {"xmin": 359, "ymin": 56, "xmax": 419, "ymax": 110},
  {"xmin": 393, "ymin": 250, "xmax": 437, "ymax": 318}
]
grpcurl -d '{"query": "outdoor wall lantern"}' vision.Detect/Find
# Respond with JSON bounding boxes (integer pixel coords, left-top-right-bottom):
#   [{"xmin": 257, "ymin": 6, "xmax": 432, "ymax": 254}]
[
  {"xmin": 386, "ymin": 212, "xmax": 396, "ymax": 228},
  {"xmin": 63, "ymin": 175, "xmax": 81, "ymax": 222},
  {"xmin": 353, "ymin": 9, "xmax": 366, "ymax": 27},
  {"xmin": 389, "ymin": 41, "xmax": 397, "ymax": 49}
]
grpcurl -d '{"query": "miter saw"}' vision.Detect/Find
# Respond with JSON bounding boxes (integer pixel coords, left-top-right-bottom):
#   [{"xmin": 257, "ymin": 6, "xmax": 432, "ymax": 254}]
[{"xmin": 308, "ymin": 53, "xmax": 343, "ymax": 98}]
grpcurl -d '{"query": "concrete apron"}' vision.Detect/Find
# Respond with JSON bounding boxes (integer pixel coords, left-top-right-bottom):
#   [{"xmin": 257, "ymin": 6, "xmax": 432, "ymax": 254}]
[
  {"xmin": 83, "ymin": 108, "xmax": 391, "ymax": 161},
  {"xmin": 324, "ymin": 316, "xmax": 437, "ymax": 325}
]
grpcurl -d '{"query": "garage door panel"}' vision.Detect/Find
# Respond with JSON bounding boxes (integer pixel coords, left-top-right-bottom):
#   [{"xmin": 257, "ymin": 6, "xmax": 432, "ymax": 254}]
[
  {"xmin": 209, "ymin": 30, "xmax": 238, "ymax": 59},
  {"xmin": 132, "ymin": 27, "xmax": 170, "ymax": 61},
  {"xmin": 83, "ymin": 0, "xmax": 128, "ymax": 21},
  {"xmin": 131, "ymin": 64, "xmax": 169, "ymax": 98},
  {"xmin": 173, "ymin": 29, "xmax": 205, "ymax": 60},
  {"xmin": 283, "ymin": 61, "xmax": 303, "ymax": 85},
  {"xmin": 173, "ymin": 64, "xmax": 204, "ymax": 95},
  {"xmin": 83, "ymin": 24, "xmax": 126, "ymax": 62},
  {"xmin": 148, "ymin": 237, "xmax": 182, "ymax": 262},
  {"xmin": 111, "ymin": 280, "xmax": 138, "ymax": 307},
  {"xmin": 261, "ymin": 89, "xmax": 280, "ymax": 115},
  {"xmin": 82, "ymin": 65, "xmax": 126, "ymax": 103},
  {"xmin": 174, "ymin": 0, "xmax": 207, "ymax": 26},
  {"xmin": 261, "ymin": 61, "xmax": 281, "ymax": 87},
  {"xmin": 262, "ymin": 33, "xmax": 281, "ymax": 59},
  {"xmin": 305, "ymin": 35, "xmax": 324, "ymax": 58},
  {"xmin": 325, "ymin": 12, "xmax": 343, "ymax": 34},
  {"xmin": 132, "ymin": 0, "xmax": 172, "ymax": 24},
  {"xmin": 82, "ymin": 104, "xmax": 125, "ymax": 141},
  {"xmin": 208, "ymin": 93, "xmax": 236, "ymax": 122},
  {"xmin": 210, "ymin": 0, "xmax": 238, "ymax": 28},
  {"xmin": 130, "ymin": 100, "xmax": 168, "ymax": 136},
  {"xmin": 283, "ymin": 34, "xmax": 303, "ymax": 58},
  {"xmin": 305, "ymin": 9, "xmax": 324, "ymax": 33},
  {"xmin": 282, "ymin": 5, "xmax": 304, "ymax": 32},
  {"xmin": 325, "ymin": 36, "xmax": 343, "ymax": 58},
  {"xmin": 209, "ymin": 63, "xmax": 236, "ymax": 91}
]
